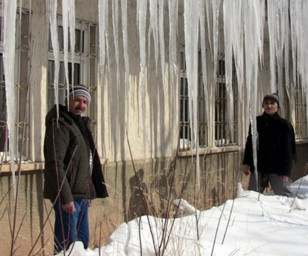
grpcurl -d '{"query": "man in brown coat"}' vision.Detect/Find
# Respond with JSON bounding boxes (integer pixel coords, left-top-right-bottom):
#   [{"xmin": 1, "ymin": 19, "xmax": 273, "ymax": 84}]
[{"xmin": 44, "ymin": 84, "xmax": 108, "ymax": 252}]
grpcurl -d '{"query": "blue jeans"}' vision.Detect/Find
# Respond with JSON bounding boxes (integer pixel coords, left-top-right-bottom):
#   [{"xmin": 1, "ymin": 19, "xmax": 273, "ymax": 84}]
[{"xmin": 53, "ymin": 199, "xmax": 89, "ymax": 253}]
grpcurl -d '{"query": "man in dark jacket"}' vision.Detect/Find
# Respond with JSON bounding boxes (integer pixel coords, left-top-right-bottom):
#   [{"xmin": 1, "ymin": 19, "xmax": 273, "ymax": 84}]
[
  {"xmin": 242, "ymin": 93, "xmax": 296, "ymax": 196},
  {"xmin": 44, "ymin": 84, "xmax": 108, "ymax": 252}
]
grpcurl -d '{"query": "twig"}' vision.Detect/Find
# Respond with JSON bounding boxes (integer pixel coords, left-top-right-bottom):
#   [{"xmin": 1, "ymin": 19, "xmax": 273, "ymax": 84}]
[
  {"xmin": 125, "ymin": 127, "xmax": 157, "ymax": 256},
  {"xmin": 221, "ymin": 199, "xmax": 235, "ymax": 244},
  {"xmin": 210, "ymin": 202, "xmax": 226, "ymax": 256},
  {"xmin": 290, "ymin": 177, "xmax": 304, "ymax": 212}
]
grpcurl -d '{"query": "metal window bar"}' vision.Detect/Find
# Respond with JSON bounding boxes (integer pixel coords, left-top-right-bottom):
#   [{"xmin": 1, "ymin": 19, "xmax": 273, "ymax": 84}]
[
  {"xmin": 214, "ymin": 58, "xmax": 238, "ymax": 147},
  {"xmin": 0, "ymin": 10, "xmax": 31, "ymax": 163},
  {"xmin": 179, "ymin": 49, "xmax": 208, "ymax": 151},
  {"xmin": 295, "ymin": 85, "xmax": 308, "ymax": 140}
]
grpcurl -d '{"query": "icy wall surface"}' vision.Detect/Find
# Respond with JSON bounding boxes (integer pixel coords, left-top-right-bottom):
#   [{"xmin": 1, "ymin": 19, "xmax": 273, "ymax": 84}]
[{"xmin": 3, "ymin": 0, "xmax": 308, "ymax": 189}]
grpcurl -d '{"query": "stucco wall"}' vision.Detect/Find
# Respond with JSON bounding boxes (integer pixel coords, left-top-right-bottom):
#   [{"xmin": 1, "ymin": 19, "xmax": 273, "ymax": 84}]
[{"xmin": 0, "ymin": 151, "xmax": 244, "ymax": 255}]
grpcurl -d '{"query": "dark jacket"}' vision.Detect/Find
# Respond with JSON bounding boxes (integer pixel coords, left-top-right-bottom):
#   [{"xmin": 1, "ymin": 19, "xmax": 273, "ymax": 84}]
[
  {"xmin": 243, "ymin": 112, "xmax": 296, "ymax": 177},
  {"xmin": 43, "ymin": 105, "xmax": 108, "ymax": 204}
]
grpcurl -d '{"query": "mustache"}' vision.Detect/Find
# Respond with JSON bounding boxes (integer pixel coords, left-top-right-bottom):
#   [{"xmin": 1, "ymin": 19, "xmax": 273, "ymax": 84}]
[{"xmin": 74, "ymin": 107, "xmax": 85, "ymax": 112}]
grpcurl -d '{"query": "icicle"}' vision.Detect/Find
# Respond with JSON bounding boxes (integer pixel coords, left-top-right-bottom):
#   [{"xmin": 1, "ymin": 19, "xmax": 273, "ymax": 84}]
[
  {"xmin": 68, "ymin": 0, "xmax": 75, "ymax": 89},
  {"xmin": 223, "ymin": 0, "xmax": 234, "ymax": 142},
  {"xmin": 148, "ymin": 0, "xmax": 159, "ymax": 71},
  {"xmin": 243, "ymin": 0, "xmax": 265, "ymax": 191},
  {"xmin": 231, "ymin": 0, "xmax": 244, "ymax": 102},
  {"xmin": 158, "ymin": 0, "xmax": 165, "ymax": 86},
  {"xmin": 3, "ymin": 0, "xmax": 17, "ymax": 195},
  {"xmin": 301, "ymin": 1, "xmax": 308, "ymax": 133},
  {"xmin": 184, "ymin": 0, "xmax": 201, "ymax": 189},
  {"xmin": 168, "ymin": 0, "xmax": 178, "ymax": 90},
  {"xmin": 199, "ymin": 0, "xmax": 209, "ymax": 124},
  {"xmin": 120, "ymin": 0, "xmax": 130, "ymax": 122},
  {"xmin": 98, "ymin": 0, "xmax": 107, "ymax": 80},
  {"xmin": 289, "ymin": 1, "xmax": 299, "ymax": 93},
  {"xmin": 137, "ymin": 0, "xmax": 148, "ymax": 159},
  {"xmin": 267, "ymin": 0, "xmax": 289, "ymax": 117},
  {"xmin": 112, "ymin": 0, "xmax": 120, "ymax": 89},
  {"xmin": 211, "ymin": 0, "xmax": 221, "ymax": 78},
  {"xmin": 47, "ymin": 0, "xmax": 60, "ymax": 120},
  {"xmin": 205, "ymin": 0, "xmax": 213, "ymax": 59},
  {"xmin": 62, "ymin": 0, "xmax": 70, "ymax": 104}
]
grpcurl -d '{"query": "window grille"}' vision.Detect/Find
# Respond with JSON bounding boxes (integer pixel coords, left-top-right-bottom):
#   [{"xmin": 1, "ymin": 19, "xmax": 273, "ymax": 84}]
[
  {"xmin": 179, "ymin": 49, "xmax": 208, "ymax": 151},
  {"xmin": 47, "ymin": 20, "xmax": 98, "ymax": 128},
  {"xmin": 0, "ymin": 10, "xmax": 30, "ymax": 163},
  {"xmin": 215, "ymin": 58, "xmax": 238, "ymax": 147},
  {"xmin": 179, "ymin": 48, "xmax": 238, "ymax": 151},
  {"xmin": 295, "ymin": 84, "xmax": 308, "ymax": 140}
]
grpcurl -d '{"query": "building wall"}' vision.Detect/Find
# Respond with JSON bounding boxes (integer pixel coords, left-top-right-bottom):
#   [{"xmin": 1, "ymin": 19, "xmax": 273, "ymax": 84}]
[
  {"xmin": 0, "ymin": 150, "xmax": 245, "ymax": 255},
  {"xmin": 0, "ymin": 1, "xmax": 307, "ymax": 255}
]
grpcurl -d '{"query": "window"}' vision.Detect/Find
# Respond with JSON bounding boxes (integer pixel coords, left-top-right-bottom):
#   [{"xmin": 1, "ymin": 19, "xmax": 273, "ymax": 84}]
[
  {"xmin": 215, "ymin": 57, "xmax": 237, "ymax": 147},
  {"xmin": 47, "ymin": 20, "xmax": 98, "ymax": 122},
  {"xmin": 179, "ymin": 49, "xmax": 238, "ymax": 151},
  {"xmin": 179, "ymin": 49, "xmax": 208, "ymax": 151}
]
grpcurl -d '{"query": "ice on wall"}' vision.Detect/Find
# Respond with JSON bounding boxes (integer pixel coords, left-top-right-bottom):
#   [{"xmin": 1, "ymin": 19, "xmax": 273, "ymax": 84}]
[
  {"xmin": 120, "ymin": 0, "xmax": 130, "ymax": 120},
  {"xmin": 47, "ymin": 0, "xmax": 60, "ymax": 118},
  {"xmin": 3, "ymin": 0, "xmax": 17, "ymax": 193},
  {"xmin": 184, "ymin": 0, "xmax": 201, "ymax": 188},
  {"xmin": 243, "ymin": 0, "xmax": 265, "ymax": 186},
  {"xmin": 3, "ymin": 1, "xmax": 308, "ymax": 185},
  {"xmin": 137, "ymin": 0, "xmax": 148, "ymax": 157},
  {"xmin": 267, "ymin": 0, "xmax": 289, "ymax": 117}
]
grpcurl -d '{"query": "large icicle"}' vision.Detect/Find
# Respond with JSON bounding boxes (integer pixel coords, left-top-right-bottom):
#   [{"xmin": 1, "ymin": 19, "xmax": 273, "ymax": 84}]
[
  {"xmin": 168, "ymin": 0, "xmax": 178, "ymax": 90},
  {"xmin": 199, "ymin": 0, "xmax": 209, "ymax": 125},
  {"xmin": 68, "ymin": 0, "xmax": 75, "ymax": 89},
  {"xmin": 98, "ymin": 0, "xmax": 108, "ymax": 80},
  {"xmin": 290, "ymin": 0, "xmax": 308, "ymax": 131},
  {"xmin": 184, "ymin": 0, "xmax": 201, "ymax": 189},
  {"xmin": 267, "ymin": 0, "xmax": 289, "ymax": 117},
  {"xmin": 48, "ymin": 0, "xmax": 60, "ymax": 118},
  {"xmin": 62, "ymin": 0, "xmax": 70, "ymax": 102},
  {"xmin": 158, "ymin": 0, "xmax": 165, "ymax": 86},
  {"xmin": 223, "ymin": 0, "xmax": 234, "ymax": 142},
  {"xmin": 231, "ymin": 0, "xmax": 244, "ymax": 102},
  {"xmin": 120, "ymin": 0, "xmax": 130, "ymax": 121},
  {"xmin": 137, "ymin": 0, "xmax": 148, "ymax": 158},
  {"xmin": 243, "ymin": 0, "xmax": 265, "ymax": 191},
  {"xmin": 112, "ymin": 0, "xmax": 120, "ymax": 89},
  {"xmin": 3, "ymin": 0, "xmax": 17, "ymax": 195},
  {"xmin": 211, "ymin": 0, "xmax": 221, "ymax": 78},
  {"xmin": 148, "ymin": 0, "xmax": 159, "ymax": 70}
]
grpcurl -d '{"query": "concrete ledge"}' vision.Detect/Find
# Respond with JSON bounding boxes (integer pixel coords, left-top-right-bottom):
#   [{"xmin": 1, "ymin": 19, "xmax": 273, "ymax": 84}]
[
  {"xmin": 178, "ymin": 145, "xmax": 241, "ymax": 157},
  {"xmin": 0, "ymin": 158, "xmax": 108, "ymax": 173}
]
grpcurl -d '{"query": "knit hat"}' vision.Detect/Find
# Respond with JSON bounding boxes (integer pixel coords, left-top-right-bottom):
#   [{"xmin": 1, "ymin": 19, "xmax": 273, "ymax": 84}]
[
  {"xmin": 262, "ymin": 93, "xmax": 279, "ymax": 107},
  {"xmin": 69, "ymin": 84, "xmax": 91, "ymax": 104}
]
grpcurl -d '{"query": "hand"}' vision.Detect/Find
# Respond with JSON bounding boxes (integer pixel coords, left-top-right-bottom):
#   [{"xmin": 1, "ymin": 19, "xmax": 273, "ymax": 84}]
[
  {"xmin": 280, "ymin": 176, "xmax": 291, "ymax": 182},
  {"xmin": 62, "ymin": 201, "xmax": 76, "ymax": 214},
  {"xmin": 88, "ymin": 200, "xmax": 92, "ymax": 207},
  {"xmin": 241, "ymin": 164, "xmax": 250, "ymax": 176}
]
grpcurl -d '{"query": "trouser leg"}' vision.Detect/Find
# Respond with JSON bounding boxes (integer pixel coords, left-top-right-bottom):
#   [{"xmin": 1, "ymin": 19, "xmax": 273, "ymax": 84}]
[
  {"xmin": 54, "ymin": 200, "xmax": 78, "ymax": 253},
  {"xmin": 75, "ymin": 199, "xmax": 90, "ymax": 249},
  {"xmin": 53, "ymin": 199, "xmax": 89, "ymax": 252},
  {"xmin": 268, "ymin": 173, "xmax": 293, "ymax": 197},
  {"xmin": 248, "ymin": 172, "xmax": 266, "ymax": 193}
]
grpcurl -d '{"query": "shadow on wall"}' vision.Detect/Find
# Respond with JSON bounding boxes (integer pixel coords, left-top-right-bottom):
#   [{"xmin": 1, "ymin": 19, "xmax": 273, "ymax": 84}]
[{"xmin": 128, "ymin": 169, "xmax": 149, "ymax": 220}]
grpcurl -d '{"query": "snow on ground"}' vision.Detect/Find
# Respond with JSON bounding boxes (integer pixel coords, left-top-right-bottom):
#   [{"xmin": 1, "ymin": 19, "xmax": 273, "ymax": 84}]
[{"xmin": 56, "ymin": 175, "xmax": 308, "ymax": 256}]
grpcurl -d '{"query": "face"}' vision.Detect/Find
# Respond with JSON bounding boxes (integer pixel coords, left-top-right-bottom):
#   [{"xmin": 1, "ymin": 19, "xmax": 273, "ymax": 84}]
[
  {"xmin": 263, "ymin": 99, "xmax": 278, "ymax": 116},
  {"xmin": 68, "ymin": 95, "xmax": 89, "ymax": 116}
]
